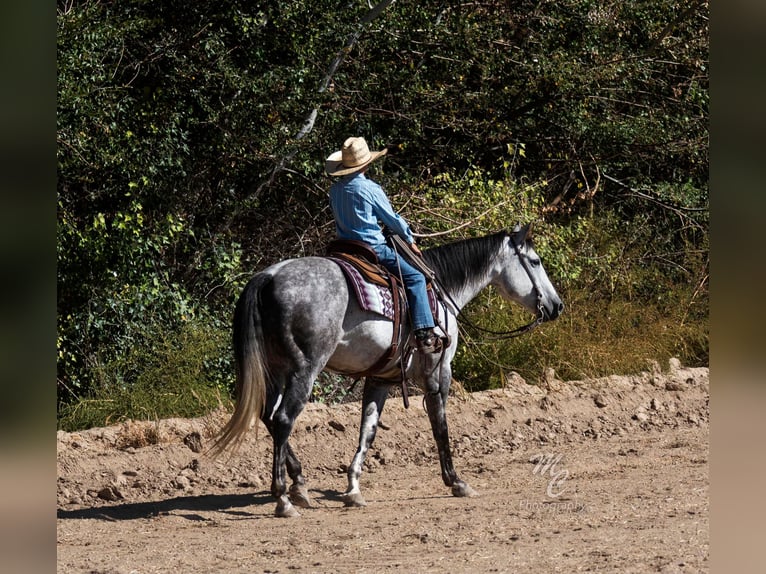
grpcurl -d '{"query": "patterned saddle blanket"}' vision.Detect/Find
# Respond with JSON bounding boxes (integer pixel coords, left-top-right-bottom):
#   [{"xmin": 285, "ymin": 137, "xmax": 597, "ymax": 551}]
[
  {"xmin": 324, "ymin": 240, "xmax": 442, "ymax": 385},
  {"xmin": 329, "ymin": 256, "xmax": 398, "ymax": 319},
  {"xmin": 327, "ymin": 254, "xmax": 438, "ymax": 321}
]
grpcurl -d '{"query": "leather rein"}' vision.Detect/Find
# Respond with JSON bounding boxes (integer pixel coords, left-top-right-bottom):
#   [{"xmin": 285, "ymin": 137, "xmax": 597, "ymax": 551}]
[
  {"xmin": 391, "ymin": 232, "xmax": 545, "ymax": 341},
  {"xmin": 367, "ymin": 231, "xmax": 544, "ymax": 410}
]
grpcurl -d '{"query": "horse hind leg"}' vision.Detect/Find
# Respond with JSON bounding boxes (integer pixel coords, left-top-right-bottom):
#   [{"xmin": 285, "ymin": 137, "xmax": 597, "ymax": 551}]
[
  {"xmin": 265, "ymin": 378, "xmax": 314, "ymax": 518},
  {"xmin": 269, "ymin": 420, "xmax": 300, "ymax": 517},
  {"xmin": 285, "ymin": 442, "xmax": 312, "ymax": 508},
  {"xmin": 263, "ymin": 427, "xmax": 311, "ymax": 509},
  {"xmin": 342, "ymin": 379, "xmax": 389, "ymax": 508}
]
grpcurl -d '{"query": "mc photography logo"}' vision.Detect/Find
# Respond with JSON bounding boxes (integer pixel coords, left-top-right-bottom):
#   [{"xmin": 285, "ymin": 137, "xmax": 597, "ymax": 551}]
[{"xmin": 520, "ymin": 452, "xmax": 586, "ymax": 513}]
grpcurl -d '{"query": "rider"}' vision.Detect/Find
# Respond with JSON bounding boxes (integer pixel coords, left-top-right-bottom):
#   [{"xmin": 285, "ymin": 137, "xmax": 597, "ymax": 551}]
[{"xmin": 326, "ymin": 136, "xmax": 439, "ymax": 353}]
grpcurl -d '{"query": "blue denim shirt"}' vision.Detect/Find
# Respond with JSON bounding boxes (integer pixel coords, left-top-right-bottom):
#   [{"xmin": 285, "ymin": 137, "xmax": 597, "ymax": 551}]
[{"xmin": 329, "ymin": 173, "xmax": 413, "ymax": 246}]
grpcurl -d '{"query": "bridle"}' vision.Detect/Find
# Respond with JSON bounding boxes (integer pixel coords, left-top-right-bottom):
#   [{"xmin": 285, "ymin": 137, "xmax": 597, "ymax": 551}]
[
  {"xmin": 432, "ymin": 231, "xmax": 545, "ymax": 340},
  {"xmin": 384, "ymin": 230, "xmax": 545, "ymax": 409}
]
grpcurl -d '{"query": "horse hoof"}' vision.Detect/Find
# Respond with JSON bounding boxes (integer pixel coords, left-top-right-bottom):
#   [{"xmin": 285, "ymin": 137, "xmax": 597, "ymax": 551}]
[
  {"xmin": 342, "ymin": 491, "xmax": 367, "ymax": 507},
  {"xmin": 275, "ymin": 498, "xmax": 301, "ymax": 518},
  {"xmin": 451, "ymin": 482, "xmax": 479, "ymax": 498},
  {"xmin": 289, "ymin": 484, "xmax": 312, "ymax": 509}
]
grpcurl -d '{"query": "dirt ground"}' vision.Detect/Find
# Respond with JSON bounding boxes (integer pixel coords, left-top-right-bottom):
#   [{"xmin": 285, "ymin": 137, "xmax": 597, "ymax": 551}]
[{"xmin": 57, "ymin": 359, "xmax": 708, "ymax": 573}]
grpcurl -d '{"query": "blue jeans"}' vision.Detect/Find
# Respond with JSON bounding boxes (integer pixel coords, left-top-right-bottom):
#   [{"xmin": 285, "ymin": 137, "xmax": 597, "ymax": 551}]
[{"xmin": 372, "ymin": 243, "xmax": 434, "ymax": 331}]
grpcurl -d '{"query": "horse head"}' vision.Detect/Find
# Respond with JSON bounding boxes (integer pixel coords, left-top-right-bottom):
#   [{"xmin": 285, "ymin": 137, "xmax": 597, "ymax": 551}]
[{"xmin": 495, "ymin": 223, "xmax": 564, "ymax": 322}]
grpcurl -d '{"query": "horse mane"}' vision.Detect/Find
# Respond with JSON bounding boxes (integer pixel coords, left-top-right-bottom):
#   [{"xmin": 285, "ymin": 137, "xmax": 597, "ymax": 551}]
[{"xmin": 423, "ymin": 231, "xmax": 509, "ymax": 295}]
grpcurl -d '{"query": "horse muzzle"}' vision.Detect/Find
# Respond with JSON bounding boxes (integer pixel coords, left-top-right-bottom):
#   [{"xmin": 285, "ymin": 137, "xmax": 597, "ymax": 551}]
[{"xmin": 542, "ymin": 300, "xmax": 564, "ymax": 321}]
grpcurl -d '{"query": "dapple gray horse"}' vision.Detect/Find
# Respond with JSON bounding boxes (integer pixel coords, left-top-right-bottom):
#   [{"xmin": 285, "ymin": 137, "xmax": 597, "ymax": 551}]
[{"xmin": 212, "ymin": 224, "xmax": 563, "ymax": 517}]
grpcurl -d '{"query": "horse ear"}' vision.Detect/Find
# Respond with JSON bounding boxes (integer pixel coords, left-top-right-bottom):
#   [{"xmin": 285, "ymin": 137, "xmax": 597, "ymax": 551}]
[
  {"xmin": 524, "ymin": 222, "xmax": 533, "ymax": 240},
  {"xmin": 510, "ymin": 222, "xmax": 532, "ymax": 243}
]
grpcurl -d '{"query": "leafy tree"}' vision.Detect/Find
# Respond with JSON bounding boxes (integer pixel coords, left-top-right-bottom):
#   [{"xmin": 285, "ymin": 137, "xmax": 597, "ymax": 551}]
[{"xmin": 57, "ymin": 0, "xmax": 708, "ymax": 427}]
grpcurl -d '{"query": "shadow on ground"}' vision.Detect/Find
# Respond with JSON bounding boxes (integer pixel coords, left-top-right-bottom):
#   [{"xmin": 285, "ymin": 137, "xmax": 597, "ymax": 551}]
[{"xmin": 56, "ymin": 492, "xmax": 273, "ymax": 521}]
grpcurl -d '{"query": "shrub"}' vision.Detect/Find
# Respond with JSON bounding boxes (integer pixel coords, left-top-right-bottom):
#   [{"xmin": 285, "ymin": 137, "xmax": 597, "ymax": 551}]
[{"xmin": 57, "ymin": 318, "xmax": 232, "ymax": 431}]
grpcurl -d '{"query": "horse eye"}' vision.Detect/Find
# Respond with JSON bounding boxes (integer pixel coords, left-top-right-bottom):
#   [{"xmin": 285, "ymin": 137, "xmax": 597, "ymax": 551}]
[{"xmin": 530, "ymin": 258, "xmax": 541, "ymax": 267}]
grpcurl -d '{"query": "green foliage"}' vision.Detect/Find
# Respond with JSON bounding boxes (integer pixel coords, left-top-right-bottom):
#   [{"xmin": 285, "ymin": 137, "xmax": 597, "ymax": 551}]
[
  {"xmin": 58, "ymin": 318, "xmax": 231, "ymax": 431},
  {"xmin": 449, "ymin": 201, "xmax": 708, "ymax": 390},
  {"xmin": 57, "ymin": 0, "xmax": 708, "ymax": 428},
  {"xmin": 405, "ymin": 166, "xmax": 547, "ymax": 240},
  {"xmin": 323, "ymin": 0, "xmax": 708, "ymax": 193},
  {"xmin": 312, "ymin": 373, "xmax": 355, "ymax": 405}
]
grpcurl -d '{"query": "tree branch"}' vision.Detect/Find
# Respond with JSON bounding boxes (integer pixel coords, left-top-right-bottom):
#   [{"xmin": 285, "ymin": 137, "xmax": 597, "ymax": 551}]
[
  {"xmin": 251, "ymin": 0, "xmax": 397, "ymax": 198},
  {"xmin": 414, "ymin": 199, "xmax": 512, "ymax": 238}
]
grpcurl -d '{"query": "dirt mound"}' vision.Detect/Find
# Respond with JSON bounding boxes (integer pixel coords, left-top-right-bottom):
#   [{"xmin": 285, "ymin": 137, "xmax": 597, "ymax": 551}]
[{"xmin": 57, "ymin": 360, "xmax": 709, "ymax": 573}]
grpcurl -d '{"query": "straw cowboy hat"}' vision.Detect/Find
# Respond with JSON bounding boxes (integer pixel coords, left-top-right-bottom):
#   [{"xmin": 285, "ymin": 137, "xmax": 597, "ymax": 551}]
[{"xmin": 325, "ymin": 136, "xmax": 387, "ymax": 176}]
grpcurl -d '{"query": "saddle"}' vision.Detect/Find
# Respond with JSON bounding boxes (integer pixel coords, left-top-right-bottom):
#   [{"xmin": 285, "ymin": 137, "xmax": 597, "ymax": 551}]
[
  {"xmin": 325, "ymin": 238, "xmax": 446, "ymax": 409},
  {"xmin": 326, "ymin": 239, "xmax": 390, "ymax": 288},
  {"xmin": 326, "ymin": 239, "xmax": 405, "ymax": 378}
]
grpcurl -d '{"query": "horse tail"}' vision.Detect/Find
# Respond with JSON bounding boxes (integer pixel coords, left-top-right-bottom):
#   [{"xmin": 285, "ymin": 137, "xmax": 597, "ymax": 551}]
[{"xmin": 209, "ymin": 274, "xmax": 271, "ymax": 458}]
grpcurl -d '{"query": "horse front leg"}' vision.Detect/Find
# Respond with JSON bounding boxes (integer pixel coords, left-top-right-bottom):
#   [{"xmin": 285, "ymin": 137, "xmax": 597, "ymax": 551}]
[
  {"xmin": 423, "ymin": 383, "xmax": 478, "ymax": 499},
  {"xmin": 342, "ymin": 379, "xmax": 389, "ymax": 507}
]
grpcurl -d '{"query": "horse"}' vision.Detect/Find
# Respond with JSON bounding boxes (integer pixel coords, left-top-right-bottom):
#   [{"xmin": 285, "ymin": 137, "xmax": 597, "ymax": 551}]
[{"xmin": 211, "ymin": 223, "xmax": 563, "ymax": 517}]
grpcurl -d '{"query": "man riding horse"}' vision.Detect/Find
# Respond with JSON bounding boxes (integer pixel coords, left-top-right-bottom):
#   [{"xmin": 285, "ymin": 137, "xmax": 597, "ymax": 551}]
[
  {"xmin": 326, "ymin": 136, "xmax": 441, "ymax": 353},
  {"xmin": 211, "ymin": 137, "xmax": 563, "ymax": 517}
]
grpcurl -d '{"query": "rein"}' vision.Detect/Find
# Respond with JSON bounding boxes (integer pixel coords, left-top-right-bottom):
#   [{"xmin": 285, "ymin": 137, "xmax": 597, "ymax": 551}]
[
  {"xmin": 393, "ymin": 232, "xmax": 545, "ymax": 341},
  {"xmin": 382, "ymin": 231, "xmax": 545, "ymax": 408}
]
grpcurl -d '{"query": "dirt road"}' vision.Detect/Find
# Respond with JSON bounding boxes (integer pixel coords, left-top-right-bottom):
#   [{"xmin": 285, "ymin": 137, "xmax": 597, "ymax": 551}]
[{"xmin": 57, "ymin": 360, "xmax": 708, "ymax": 573}]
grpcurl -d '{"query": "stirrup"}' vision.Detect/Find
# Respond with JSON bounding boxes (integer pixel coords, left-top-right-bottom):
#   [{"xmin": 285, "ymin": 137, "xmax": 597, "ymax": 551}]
[{"xmin": 415, "ymin": 330, "xmax": 442, "ymax": 354}]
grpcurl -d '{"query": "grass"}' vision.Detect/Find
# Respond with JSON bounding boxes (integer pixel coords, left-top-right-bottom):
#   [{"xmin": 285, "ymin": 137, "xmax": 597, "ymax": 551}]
[
  {"xmin": 57, "ymin": 320, "xmax": 233, "ymax": 432},
  {"xmin": 452, "ymin": 283, "xmax": 708, "ymax": 391}
]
